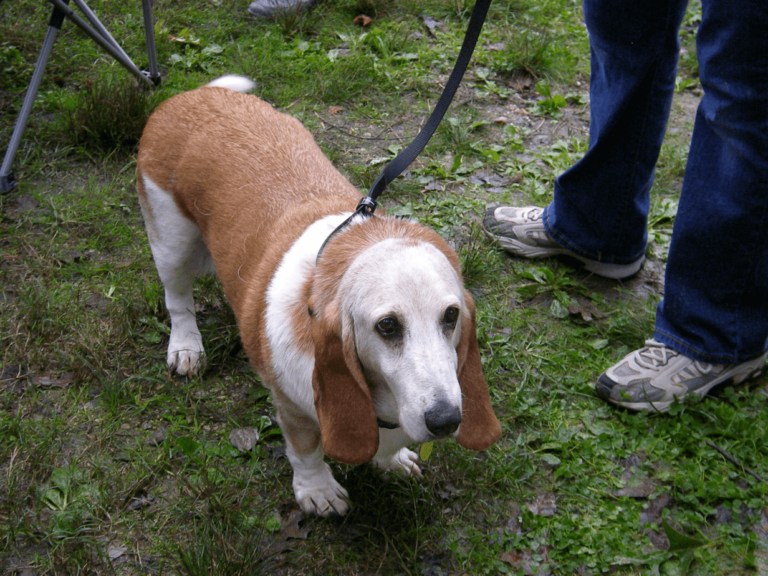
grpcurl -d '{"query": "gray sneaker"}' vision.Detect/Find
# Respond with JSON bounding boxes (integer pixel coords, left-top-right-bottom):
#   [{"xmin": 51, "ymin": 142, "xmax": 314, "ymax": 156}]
[
  {"xmin": 596, "ymin": 339, "xmax": 768, "ymax": 412},
  {"xmin": 247, "ymin": 0, "xmax": 315, "ymax": 18},
  {"xmin": 482, "ymin": 206, "xmax": 645, "ymax": 280}
]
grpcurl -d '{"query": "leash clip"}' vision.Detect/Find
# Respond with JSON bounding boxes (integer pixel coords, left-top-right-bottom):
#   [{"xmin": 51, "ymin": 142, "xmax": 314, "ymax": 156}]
[
  {"xmin": 316, "ymin": 196, "xmax": 377, "ymax": 265},
  {"xmin": 356, "ymin": 196, "xmax": 377, "ymax": 216}
]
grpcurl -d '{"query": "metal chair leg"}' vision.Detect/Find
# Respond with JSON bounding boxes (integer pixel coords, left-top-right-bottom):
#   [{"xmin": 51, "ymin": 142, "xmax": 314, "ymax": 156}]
[
  {"xmin": 142, "ymin": 0, "xmax": 161, "ymax": 85},
  {"xmin": 1, "ymin": 0, "xmax": 161, "ymax": 192},
  {"xmin": 1, "ymin": 2, "xmax": 69, "ymax": 193}
]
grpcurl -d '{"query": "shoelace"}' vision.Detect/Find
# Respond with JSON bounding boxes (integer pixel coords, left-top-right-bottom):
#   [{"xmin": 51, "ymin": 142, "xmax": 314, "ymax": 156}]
[
  {"xmin": 635, "ymin": 342, "xmax": 677, "ymax": 369},
  {"xmin": 522, "ymin": 207, "xmax": 544, "ymax": 221},
  {"xmin": 639, "ymin": 342, "xmax": 720, "ymax": 384}
]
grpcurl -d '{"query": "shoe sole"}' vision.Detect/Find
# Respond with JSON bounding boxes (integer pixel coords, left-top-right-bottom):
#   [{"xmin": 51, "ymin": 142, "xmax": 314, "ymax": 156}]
[
  {"xmin": 482, "ymin": 225, "xmax": 645, "ymax": 280},
  {"xmin": 599, "ymin": 359, "xmax": 767, "ymax": 413}
]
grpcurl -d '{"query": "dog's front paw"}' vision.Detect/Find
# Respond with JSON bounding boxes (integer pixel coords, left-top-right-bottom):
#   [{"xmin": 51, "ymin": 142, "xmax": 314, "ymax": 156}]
[
  {"xmin": 373, "ymin": 447, "xmax": 423, "ymax": 479},
  {"xmin": 293, "ymin": 465, "xmax": 350, "ymax": 517},
  {"xmin": 167, "ymin": 347, "xmax": 205, "ymax": 377}
]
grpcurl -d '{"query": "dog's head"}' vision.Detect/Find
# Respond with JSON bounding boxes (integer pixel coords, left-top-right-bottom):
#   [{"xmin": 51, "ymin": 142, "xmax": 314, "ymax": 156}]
[{"xmin": 310, "ymin": 217, "xmax": 501, "ymax": 465}]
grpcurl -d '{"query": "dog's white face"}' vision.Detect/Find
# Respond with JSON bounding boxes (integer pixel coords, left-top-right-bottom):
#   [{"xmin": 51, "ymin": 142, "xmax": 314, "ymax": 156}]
[{"xmin": 339, "ymin": 238, "xmax": 465, "ymax": 443}]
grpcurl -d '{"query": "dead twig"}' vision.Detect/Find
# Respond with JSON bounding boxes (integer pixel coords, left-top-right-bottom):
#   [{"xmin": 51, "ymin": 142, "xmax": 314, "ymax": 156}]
[
  {"xmin": 314, "ymin": 114, "xmax": 386, "ymax": 141},
  {"xmin": 705, "ymin": 440, "xmax": 767, "ymax": 485}
]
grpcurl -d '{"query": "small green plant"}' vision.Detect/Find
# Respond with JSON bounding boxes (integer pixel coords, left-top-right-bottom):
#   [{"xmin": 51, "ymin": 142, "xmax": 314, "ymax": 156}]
[
  {"xmin": 62, "ymin": 73, "xmax": 160, "ymax": 153},
  {"xmin": 169, "ymin": 43, "xmax": 225, "ymax": 72},
  {"xmin": 515, "ymin": 264, "xmax": 591, "ymax": 317},
  {"xmin": 492, "ymin": 28, "xmax": 554, "ymax": 79},
  {"xmin": 40, "ymin": 466, "xmax": 80, "ymax": 512},
  {"xmin": 1, "ymin": 42, "xmax": 29, "ymax": 89},
  {"xmin": 648, "ymin": 195, "xmax": 679, "ymax": 259},
  {"xmin": 271, "ymin": 1, "xmax": 322, "ymax": 37},
  {"xmin": 451, "ymin": 0, "xmax": 476, "ymax": 19},
  {"xmin": 530, "ymin": 81, "xmax": 567, "ymax": 118},
  {"xmin": 361, "ymin": 25, "xmax": 419, "ymax": 63},
  {"xmin": 346, "ymin": 0, "xmax": 394, "ymax": 18},
  {"xmin": 458, "ymin": 222, "xmax": 489, "ymax": 285},
  {"xmin": 174, "ymin": 506, "xmax": 270, "ymax": 576},
  {"xmin": 166, "ymin": 27, "xmax": 226, "ymax": 72},
  {"xmin": 473, "ymin": 66, "xmax": 513, "ymax": 99},
  {"xmin": 436, "ymin": 114, "xmax": 489, "ymax": 158}
]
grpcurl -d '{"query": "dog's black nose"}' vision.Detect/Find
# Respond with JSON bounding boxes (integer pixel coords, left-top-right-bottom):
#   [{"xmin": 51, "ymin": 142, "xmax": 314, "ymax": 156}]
[{"xmin": 424, "ymin": 400, "xmax": 462, "ymax": 437}]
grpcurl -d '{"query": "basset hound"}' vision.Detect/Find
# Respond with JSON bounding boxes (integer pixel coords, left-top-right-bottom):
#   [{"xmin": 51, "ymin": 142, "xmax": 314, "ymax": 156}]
[{"xmin": 136, "ymin": 76, "xmax": 501, "ymax": 516}]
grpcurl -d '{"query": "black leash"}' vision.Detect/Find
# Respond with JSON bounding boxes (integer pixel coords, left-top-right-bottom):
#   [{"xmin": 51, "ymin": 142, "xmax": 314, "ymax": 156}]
[{"xmin": 316, "ymin": 0, "xmax": 492, "ymax": 264}]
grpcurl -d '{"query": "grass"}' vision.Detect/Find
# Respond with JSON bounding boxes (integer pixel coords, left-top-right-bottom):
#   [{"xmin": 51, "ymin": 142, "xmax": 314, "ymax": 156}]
[
  {"xmin": 2, "ymin": 0, "xmax": 766, "ymax": 575},
  {"xmin": 62, "ymin": 75, "xmax": 161, "ymax": 153}
]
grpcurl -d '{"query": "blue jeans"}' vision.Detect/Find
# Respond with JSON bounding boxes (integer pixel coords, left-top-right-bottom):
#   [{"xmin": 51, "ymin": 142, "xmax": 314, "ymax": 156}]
[{"xmin": 543, "ymin": 0, "xmax": 768, "ymax": 363}]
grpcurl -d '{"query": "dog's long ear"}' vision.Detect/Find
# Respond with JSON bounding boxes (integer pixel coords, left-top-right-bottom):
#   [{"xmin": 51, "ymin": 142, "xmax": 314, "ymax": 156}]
[
  {"xmin": 310, "ymin": 301, "xmax": 379, "ymax": 465},
  {"xmin": 456, "ymin": 290, "xmax": 502, "ymax": 450}
]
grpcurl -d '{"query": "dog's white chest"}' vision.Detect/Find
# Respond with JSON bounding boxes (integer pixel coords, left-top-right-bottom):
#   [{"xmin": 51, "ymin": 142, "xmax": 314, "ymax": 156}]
[{"xmin": 264, "ymin": 213, "xmax": 350, "ymax": 413}]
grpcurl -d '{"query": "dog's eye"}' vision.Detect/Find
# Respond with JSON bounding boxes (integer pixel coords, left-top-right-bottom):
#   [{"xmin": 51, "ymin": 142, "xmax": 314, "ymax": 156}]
[
  {"xmin": 376, "ymin": 317, "xmax": 400, "ymax": 338},
  {"xmin": 443, "ymin": 306, "xmax": 459, "ymax": 327}
]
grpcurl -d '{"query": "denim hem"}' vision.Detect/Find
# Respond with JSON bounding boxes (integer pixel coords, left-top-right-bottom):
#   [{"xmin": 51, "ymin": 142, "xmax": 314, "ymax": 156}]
[
  {"xmin": 653, "ymin": 329, "xmax": 768, "ymax": 365},
  {"xmin": 543, "ymin": 204, "xmax": 647, "ymax": 266}
]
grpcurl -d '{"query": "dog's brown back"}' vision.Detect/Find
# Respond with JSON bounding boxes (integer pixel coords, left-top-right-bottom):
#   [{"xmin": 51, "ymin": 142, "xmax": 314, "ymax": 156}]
[{"xmin": 137, "ymin": 86, "xmax": 361, "ymax": 319}]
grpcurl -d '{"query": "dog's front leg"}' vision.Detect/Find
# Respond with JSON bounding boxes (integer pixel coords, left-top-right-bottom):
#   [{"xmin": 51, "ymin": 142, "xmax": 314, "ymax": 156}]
[
  {"xmin": 287, "ymin": 442, "xmax": 351, "ymax": 517},
  {"xmin": 273, "ymin": 394, "xmax": 350, "ymax": 516},
  {"xmin": 371, "ymin": 427, "xmax": 423, "ymax": 478}
]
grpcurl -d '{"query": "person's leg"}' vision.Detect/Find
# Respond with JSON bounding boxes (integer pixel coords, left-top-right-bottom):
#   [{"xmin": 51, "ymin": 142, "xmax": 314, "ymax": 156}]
[
  {"xmin": 546, "ymin": 0, "xmax": 688, "ymax": 263},
  {"xmin": 654, "ymin": 0, "xmax": 768, "ymax": 363},
  {"xmin": 484, "ymin": 0, "xmax": 688, "ymax": 276},
  {"xmin": 597, "ymin": 0, "xmax": 768, "ymax": 411}
]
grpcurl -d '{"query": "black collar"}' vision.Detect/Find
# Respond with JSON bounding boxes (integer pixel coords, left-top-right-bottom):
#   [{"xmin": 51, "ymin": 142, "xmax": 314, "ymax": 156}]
[{"xmin": 376, "ymin": 417, "xmax": 400, "ymax": 430}]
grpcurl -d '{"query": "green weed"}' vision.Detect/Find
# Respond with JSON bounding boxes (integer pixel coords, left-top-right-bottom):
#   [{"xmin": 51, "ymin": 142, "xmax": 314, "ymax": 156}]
[
  {"xmin": 271, "ymin": 1, "xmax": 323, "ymax": 37},
  {"xmin": 62, "ymin": 73, "xmax": 162, "ymax": 153},
  {"xmin": 494, "ymin": 28, "xmax": 555, "ymax": 79}
]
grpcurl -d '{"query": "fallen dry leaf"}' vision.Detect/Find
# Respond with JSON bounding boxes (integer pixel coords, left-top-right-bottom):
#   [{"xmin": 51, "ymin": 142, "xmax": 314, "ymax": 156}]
[
  {"xmin": 229, "ymin": 427, "xmax": 259, "ymax": 452},
  {"xmin": 29, "ymin": 373, "xmax": 74, "ymax": 388},
  {"xmin": 422, "ymin": 15, "xmax": 440, "ymax": 36},
  {"xmin": 527, "ymin": 493, "xmax": 557, "ymax": 517},
  {"xmin": 107, "ymin": 546, "xmax": 127, "ymax": 560},
  {"xmin": 280, "ymin": 509, "xmax": 312, "ymax": 540},
  {"xmin": 509, "ymin": 75, "xmax": 535, "ymax": 91},
  {"xmin": 500, "ymin": 551, "xmax": 523, "ymax": 565},
  {"xmin": 500, "ymin": 547, "xmax": 553, "ymax": 575},
  {"xmin": 147, "ymin": 426, "xmax": 167, "ymax": 446},
  {"xmin": 126, "ymin": 493, "xmax": 158, "ymax": 512},
  {"xmin": 612, "ymin": 458, "xmax": 658, "ymax": 498},
  {"xmin": 612, "ymin": 477, "xmax": 657, "ymax": 498},
  {"xmin": 567, "ymin": 300, "xmax": 605, "ymax": 322},
  {"xmin": 353, "ymin": 14, "xmax": 372, "ymax": 26}
]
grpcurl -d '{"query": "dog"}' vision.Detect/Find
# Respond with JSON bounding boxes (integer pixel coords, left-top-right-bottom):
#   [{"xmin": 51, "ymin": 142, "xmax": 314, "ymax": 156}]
[{"xmin": 136, "ymin": 75, "xmax": 501, "ymax": 516}]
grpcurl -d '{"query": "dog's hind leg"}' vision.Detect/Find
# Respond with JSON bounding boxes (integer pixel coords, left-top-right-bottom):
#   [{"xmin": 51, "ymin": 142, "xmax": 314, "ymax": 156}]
[{"xmin": 138, "ymin": 174, "xmax": 214, "ymax": 376}]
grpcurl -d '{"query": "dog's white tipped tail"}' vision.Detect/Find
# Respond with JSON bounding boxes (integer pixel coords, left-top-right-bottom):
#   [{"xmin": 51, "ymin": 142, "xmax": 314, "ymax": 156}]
[{"xmin": 206, "ymin": 75, "xmax": 256, "ymax": 93}]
